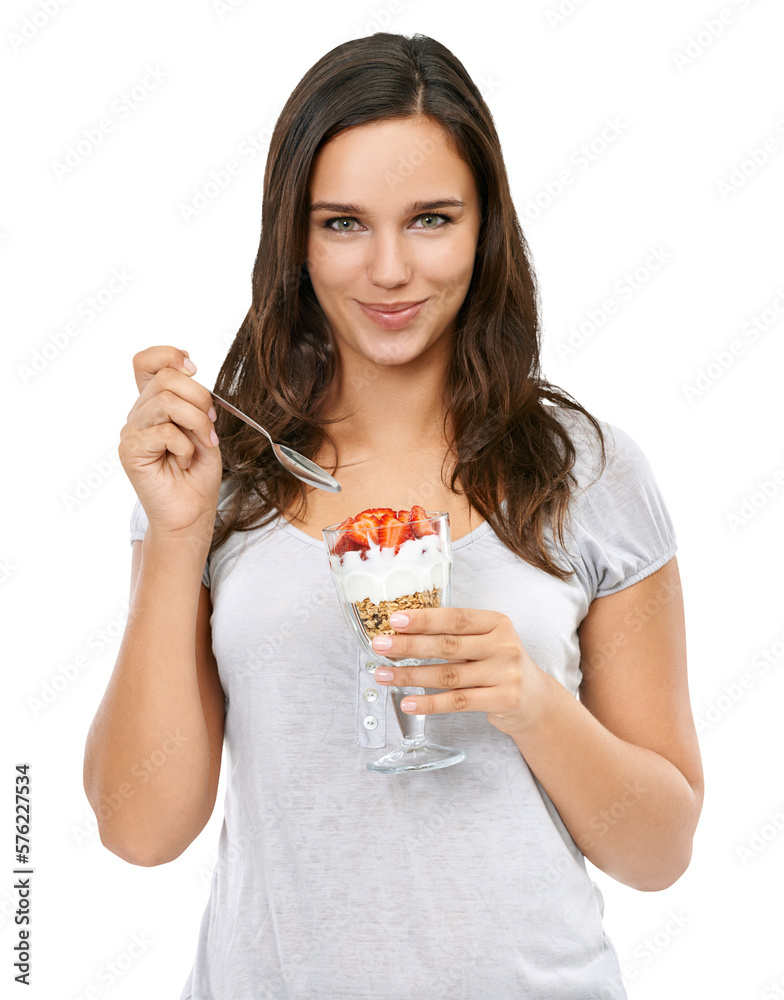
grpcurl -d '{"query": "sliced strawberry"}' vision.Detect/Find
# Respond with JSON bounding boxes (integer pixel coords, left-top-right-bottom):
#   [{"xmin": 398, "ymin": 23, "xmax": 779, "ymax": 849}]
[
  {"xmin": 334, "ymin": 534, "xmax": 352, "ymax": 556},
  {"xmin": 407, "ymin": 504, "xmax": 437, "ymax": 538},
  {"xmin": 346, "ymin": 528, "xmax": 371, "ymax": 549},
  {"xmin": 332, "ymin": 516, "xmax": 357, "ymax": 556},
  {"xmin": 377, "ymin": 512, "xmax": 414, "ymax": 553},
  {"xmin": 358, "ymin": 507, "xmax": 396, "ymax": 520},
  {"xmin": 348, "ymin": 514, "xmax": 379, "ymax": 548}
]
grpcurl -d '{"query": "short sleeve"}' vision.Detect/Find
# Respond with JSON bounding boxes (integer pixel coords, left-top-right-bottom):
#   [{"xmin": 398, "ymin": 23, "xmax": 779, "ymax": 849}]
[
  {"xmin": 129, "ymin": 498, "xmax": 211, "ymax": 589},
  {"xmin": 563, "ymin": 419, "xmax": 678, "ymax": 600}
]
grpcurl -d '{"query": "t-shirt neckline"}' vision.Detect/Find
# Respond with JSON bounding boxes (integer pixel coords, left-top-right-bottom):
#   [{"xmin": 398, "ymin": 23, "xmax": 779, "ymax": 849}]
[{"xmin": 277, "ymin": 514, "xmax": 493, "ymax": 550}]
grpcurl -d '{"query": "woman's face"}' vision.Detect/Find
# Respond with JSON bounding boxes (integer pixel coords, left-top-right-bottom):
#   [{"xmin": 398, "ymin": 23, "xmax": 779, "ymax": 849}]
[{"xmin": 305, "ymin": 116, "xmax": 481, "ymax": 370}]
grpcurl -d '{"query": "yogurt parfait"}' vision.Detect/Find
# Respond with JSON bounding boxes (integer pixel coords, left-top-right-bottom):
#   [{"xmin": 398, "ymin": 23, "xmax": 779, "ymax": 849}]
[{"xmin": 323, "ymin": 506, "xmax": 452, "ymax": 661}]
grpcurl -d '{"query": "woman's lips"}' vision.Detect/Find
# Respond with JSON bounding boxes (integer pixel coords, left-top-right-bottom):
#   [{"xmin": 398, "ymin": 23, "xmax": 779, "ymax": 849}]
[{"xmin": 356, "ymin": 299, "xmax": 427, "ymax": 330}]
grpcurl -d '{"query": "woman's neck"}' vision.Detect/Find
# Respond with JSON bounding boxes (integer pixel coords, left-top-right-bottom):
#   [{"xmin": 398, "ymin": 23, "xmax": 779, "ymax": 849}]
[{"xmin": 320, "ymin": 357, "xmax": 454, "ymax": 457}]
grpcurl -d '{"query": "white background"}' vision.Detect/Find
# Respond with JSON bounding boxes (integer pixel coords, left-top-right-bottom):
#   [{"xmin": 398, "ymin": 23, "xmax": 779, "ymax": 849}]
[{"xmin": 3, "ymin": 0, "xmax": 783, "ymax": 997}]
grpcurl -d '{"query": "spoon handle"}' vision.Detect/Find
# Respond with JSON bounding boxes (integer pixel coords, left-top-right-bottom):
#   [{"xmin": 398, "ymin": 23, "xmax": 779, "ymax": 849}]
[
  {"xmin": 204, "ymin": 386, "xmax": 341, "ymax": 493},
  {"xmin": 209, "ymin": 391, "xmax": 273, "ymax": 444}
]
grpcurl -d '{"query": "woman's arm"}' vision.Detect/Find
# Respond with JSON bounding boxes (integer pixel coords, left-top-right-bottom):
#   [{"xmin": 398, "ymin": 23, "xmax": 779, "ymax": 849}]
[
  {"xmin": 371, "ymin": 554, "xmax": 703, "ymax": 891},
  {"xmin": 83, "ymin": 535, "xmax": 225, "ymax": 866},
  {"xmin": 510, "ymin": 555, "xmax": 703, "ymax": 890}
]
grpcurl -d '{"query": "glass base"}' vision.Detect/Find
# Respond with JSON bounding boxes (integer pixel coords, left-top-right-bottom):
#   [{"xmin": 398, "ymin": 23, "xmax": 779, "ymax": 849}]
[{"xmin": 366, "ymin": 739, "xmax": 467, "ymax": 773}]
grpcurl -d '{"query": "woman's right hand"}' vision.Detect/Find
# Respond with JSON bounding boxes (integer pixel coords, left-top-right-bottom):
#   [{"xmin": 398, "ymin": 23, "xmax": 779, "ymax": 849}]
[{"xmin": 119, "ymin": 346, "xmax": 223, "ymax": 538}]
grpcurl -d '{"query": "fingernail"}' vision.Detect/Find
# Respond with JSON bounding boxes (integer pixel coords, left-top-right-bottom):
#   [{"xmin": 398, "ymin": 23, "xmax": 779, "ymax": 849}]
[
  {"xmin": 389, "ymin": 613, "xmax": 409, "ymax": 627},
  {"xmin": 182, "ymin": 358, "xmax": 197, "ymax": 373},
  {"xmin": 210, "ymin": 429, "xmax": 220, "ymax": 447},
  {"xmin": 372, "ymin": 636, "xmax": 392, "ymax": 650},
  {"xmin": 399, "ymin": 699, "xmax": 417, "ymax": 712},
  {"xmin": 208, "ymin": 405, "xmax": 217, "ymax": 422},
  {"xmin": 374, "ymin": 667, "xmax": 393, "ymax": 682}
]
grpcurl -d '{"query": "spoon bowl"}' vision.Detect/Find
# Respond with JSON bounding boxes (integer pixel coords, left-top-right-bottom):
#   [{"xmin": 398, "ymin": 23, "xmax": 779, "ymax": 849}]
[{"xmin": 208, "ymin": 388, "xmax": 341, "ymax": 493}]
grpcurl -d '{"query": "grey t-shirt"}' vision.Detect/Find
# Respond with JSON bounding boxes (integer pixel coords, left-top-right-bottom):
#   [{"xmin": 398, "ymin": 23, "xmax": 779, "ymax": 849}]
[{"xmin": 128, "ymin": 406, "xmax": 677, "ymax": 1000}]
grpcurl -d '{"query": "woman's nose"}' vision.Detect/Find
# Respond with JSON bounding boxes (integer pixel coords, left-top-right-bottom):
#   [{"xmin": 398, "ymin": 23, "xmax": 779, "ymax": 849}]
[{"xmin": 366, "ymin": 230, "xmax": 411, "ymax": 287}]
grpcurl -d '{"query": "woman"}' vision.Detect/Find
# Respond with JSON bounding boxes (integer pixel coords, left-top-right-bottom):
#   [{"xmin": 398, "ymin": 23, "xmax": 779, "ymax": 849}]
[{"xmin": 84, "ymin": 32, "xmax": 704, "ymax": 999}]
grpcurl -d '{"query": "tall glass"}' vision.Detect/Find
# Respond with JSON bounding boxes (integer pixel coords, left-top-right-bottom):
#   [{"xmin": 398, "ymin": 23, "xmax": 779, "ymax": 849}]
[{"xmin": 323, "ymin": 511, "xmax": 466, "ymax": 773}]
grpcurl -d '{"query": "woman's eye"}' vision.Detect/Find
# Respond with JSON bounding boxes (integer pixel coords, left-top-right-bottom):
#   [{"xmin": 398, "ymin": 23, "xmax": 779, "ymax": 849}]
[
  {"xmin": 324, "ymin": 213, "xmax": 451, "ymax": 233},
  {"xmin": 413, "ymin": 213, "xmax": 449, "ymax": 229},
  {"xmin": 327, "ymin": 217, "xmax": 362, "ymax": 232}
]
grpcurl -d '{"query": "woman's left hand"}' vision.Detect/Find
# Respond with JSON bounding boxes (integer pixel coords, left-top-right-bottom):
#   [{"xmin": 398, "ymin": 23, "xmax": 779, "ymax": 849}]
[{"xmin": 369, "ymin": 607, "xmax": 547, "ymax": 738}]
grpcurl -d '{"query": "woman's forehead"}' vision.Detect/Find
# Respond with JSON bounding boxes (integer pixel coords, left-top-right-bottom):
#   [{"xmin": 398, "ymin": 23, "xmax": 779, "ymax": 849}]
[{"xmin": 308, "ymin": 119, "xmax": 475, "ymax": 207}]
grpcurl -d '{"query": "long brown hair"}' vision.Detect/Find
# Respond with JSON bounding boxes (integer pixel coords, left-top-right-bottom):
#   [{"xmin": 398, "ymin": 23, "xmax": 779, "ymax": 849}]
[{"xmin": 208, "ymin": 32, "xmax": 606, "ymax": 580}]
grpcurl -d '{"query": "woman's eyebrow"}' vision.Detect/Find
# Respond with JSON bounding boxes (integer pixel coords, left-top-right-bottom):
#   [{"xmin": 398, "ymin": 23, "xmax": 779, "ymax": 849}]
[{"xmin": 309, "ymin": 198, "xmax": 466, "ymax": 214}]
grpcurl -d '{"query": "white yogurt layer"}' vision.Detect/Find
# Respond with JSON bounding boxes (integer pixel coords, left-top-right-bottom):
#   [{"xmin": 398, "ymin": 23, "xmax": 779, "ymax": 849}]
[{"xmin": 328, "ymin": 532, "xmax": 450, "ymax": 605}]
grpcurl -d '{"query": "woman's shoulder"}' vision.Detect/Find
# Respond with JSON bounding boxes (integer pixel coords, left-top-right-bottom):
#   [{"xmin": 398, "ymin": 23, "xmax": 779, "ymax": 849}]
[
  {"xmin": 545, "ymin": 402, "xmax": 651, "ymax": 494},
  {"xmin": 216, "ymin": 475, "xmax": 242, "ymax": 511},
  {"xmin": 545, "ymin": 403, "xmax": 678, "ymax": 597}
]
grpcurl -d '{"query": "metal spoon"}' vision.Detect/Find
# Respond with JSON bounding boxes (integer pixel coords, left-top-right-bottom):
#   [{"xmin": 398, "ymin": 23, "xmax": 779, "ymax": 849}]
[{"xmin": 208, "ymin": 389, "xmax": 341, "ymax": 493}]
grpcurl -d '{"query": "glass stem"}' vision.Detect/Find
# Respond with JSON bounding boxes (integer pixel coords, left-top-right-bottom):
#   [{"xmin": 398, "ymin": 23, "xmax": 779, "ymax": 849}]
[{"xmin": 391, "ymin": 687, "xmax": 427, "ymax": 745}]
